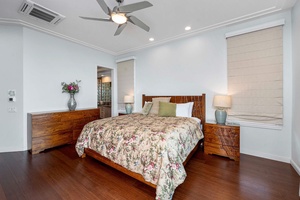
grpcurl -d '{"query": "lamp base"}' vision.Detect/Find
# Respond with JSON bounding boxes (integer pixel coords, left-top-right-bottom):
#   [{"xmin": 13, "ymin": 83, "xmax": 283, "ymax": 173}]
[
  {"xmin": 125, "ymin": 103, "xmax": 132, "ymax": 114},
  {"xmin": 215, "ymin": 110, "xmax": 227, "ymax": 124}
]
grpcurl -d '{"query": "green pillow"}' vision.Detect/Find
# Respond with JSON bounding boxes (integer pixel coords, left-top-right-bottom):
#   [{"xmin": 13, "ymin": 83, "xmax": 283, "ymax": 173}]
[{"xmin": 158, "ymin": 102, "xmax": 176, "ymax": 117}]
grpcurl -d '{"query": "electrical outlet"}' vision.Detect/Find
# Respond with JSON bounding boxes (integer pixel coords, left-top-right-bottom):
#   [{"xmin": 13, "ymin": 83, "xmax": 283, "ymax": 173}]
[{"xmin": 8, "ymin": 107, "xmax": 17, "ymax": 113}]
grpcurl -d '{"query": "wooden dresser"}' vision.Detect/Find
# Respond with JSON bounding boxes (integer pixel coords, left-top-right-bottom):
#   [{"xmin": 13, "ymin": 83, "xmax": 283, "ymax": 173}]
[
  {"xmin": 28, "ymin": 108, "xmax": 100, "ymax": 154},
  {"xmin": 204, "ymin": 123, "xmax": 240, "ymax": 161}
]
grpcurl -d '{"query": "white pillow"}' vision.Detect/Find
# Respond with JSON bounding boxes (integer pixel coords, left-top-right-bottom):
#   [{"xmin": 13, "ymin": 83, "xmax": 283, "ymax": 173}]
[
  {"xmin": 188, "ymin": 102, "xmax": 194, "ymax": 117},
  {"xmin": 176, "ymin": 103, "xmax": 190, "ymax": 117},
  {"xmin": 176, "ymin": 102, "xmax": 194, "ymax": 117}
]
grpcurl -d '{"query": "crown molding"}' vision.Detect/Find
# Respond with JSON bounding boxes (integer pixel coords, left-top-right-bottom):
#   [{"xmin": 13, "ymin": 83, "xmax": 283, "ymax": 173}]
[
  {"xmin": 115, "ymin": 6, "xmax": 282, "ymax": 55},
  {"xmin": 0, "ymin": 5, "xmax": 283, "ymax": 57},
  {"xmin": 0, "ymin": 18, "xmax": 117, "ymax": 56}
]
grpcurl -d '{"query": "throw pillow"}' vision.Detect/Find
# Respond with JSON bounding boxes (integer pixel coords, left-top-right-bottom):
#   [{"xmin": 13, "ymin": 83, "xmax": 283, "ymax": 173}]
[
  {"xmin": 158, "ymin": 102, "xmax": 176, "ymax": 117},
  {"xmin": 150, "ymin": 97, "xmax": 171, "ymax": 114},
  {"xmin": 142, "ymin": 102, "xmax": 153, "ymax": 115}
]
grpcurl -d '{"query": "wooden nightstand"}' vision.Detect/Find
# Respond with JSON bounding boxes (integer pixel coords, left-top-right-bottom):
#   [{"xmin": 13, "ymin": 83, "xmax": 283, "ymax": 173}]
[{"xmin": 204, "ymin": 123, "xmax": 240, "ymax": 161}]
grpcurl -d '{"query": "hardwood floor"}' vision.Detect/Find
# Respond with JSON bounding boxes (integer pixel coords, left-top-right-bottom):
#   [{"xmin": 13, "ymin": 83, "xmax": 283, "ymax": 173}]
[{"xmin": 0, "ymin": 145, "xmax": 299, "ymax": 200}]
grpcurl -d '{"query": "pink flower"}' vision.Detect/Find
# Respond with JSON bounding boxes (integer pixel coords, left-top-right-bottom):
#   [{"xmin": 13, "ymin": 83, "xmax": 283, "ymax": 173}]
[
  {"xmin": 61, "ymin": 80, "xmax": 81, "ymax": 94},
  {"xmin": 147, "ymin": 162, "xmax": 155, "ymax": 170},
  {"xmin": 68, "ymin": 85, "xmax": 74, "ymax": 91}
]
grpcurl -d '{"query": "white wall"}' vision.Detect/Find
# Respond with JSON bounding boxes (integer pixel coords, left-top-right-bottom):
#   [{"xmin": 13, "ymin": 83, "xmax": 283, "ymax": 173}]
[
  {"xmin": 23, "ymin": 28, "xmax": 115, "ymax": 111},
  {"xmin": 0, "ymin": 25, "xmax": 116, "ymax": 152},
  {"xmin": 130, "ymin": 30, "xmax": 228, "ymax": 116},
  {"xmin": 292, "ymin": 0, "xmax": 300, "ymax": 175},
  {"xmin": 117, "ymin": 11, "xmax": 293, "ymax": 162},
  {"xmin": 0, "ymin": 25, "xmax": 24, "ymax": 152}
]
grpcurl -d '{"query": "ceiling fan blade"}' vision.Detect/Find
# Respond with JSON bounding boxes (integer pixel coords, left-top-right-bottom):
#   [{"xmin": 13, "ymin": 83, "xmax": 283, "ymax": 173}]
[
  {"xmin": 96, "ymin": 0, "xmax": 111, "ymax": 15},
  {"xmin": 128, "ymin": 16, "xmax": 150, "ymax": 32},
  {"xmin": 114, "ymin": 23, "xmax": 127, "ymax": 36},
  {"xmin": 118, "ymin": 1, "xmax": 153, "ymax": 13},
  {"xmin": 80, "ymin": 16, "xmax": 111, "ymax": 22}
]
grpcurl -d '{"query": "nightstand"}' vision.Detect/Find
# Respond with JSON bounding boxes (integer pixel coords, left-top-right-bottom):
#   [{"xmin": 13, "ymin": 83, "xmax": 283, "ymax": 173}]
[
  {"xmin": 118, "ymin": 112, "xmax": 129, "ymax": 116},
  {"xmin": 204, "ymin": 122, "xmax": 240, "ymax": 161}
]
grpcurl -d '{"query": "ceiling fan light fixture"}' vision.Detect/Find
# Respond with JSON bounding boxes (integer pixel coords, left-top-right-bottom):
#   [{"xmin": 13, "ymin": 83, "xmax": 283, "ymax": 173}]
[
  {"xmin": 111, "ymin": 12, "xmax": 127, "ymax": 24},
  {"xmin": 80, "ymin": 0, "xmax": 153, "ymax": 35}
]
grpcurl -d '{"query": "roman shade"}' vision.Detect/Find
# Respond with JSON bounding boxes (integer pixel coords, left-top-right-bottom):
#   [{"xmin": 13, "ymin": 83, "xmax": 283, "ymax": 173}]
[
  {"xmin": 117, "ymin": 59, "xmax": 134, "ymax": 111},
  {"xmin": 227, "ymin": 26, "xmax": 283, "ymax": 125}
]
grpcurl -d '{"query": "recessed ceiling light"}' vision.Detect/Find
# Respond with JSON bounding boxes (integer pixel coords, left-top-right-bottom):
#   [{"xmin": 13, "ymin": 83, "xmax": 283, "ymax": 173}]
[
  {"xmin": 185, "ymin": 26, "xmax": 191, "ymax": 31},
  {"xmin": 149, "ymin": 38, "xmax": 154, "ymax": 41}
]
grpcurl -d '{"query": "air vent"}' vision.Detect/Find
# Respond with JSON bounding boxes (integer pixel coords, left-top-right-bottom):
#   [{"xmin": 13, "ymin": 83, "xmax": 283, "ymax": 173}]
[{"xmin": 18, "ymin": 0, "xmax": 65, "ymax": 25}]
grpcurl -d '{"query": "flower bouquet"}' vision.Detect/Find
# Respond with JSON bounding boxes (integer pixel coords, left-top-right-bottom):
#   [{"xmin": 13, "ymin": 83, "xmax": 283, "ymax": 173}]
[
  {"xmin": 61, "ymin": 80, "xmax": 81, "ymax": 94},
  {"xmin": 61, "ymin": 80, "xmax": 81, "ymax": 111}
]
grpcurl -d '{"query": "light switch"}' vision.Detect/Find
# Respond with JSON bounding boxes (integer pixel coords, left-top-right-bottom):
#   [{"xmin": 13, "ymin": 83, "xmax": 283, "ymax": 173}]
[{"xmin": 8, "ymin": 90, "xmax": 16, "ymax": 102}]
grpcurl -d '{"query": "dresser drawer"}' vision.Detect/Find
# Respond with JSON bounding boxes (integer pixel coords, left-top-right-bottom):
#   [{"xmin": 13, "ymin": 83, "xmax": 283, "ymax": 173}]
[
  {"xmin": 31, "ymin": 132, "xmax": 73, "ymax": 154},
  {"xmin": 32, "ymin": 122, "xmax": 73, "ymax": 137}
]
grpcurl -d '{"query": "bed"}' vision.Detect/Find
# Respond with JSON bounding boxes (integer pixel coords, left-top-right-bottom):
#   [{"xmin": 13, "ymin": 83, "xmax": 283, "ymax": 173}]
[{"xmin": 75, "ymin": 94, "xmax": 206, "ymax": 199}]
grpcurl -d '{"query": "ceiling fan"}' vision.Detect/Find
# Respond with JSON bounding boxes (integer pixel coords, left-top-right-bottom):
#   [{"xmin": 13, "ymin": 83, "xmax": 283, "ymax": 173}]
[{"xmin": 80, "ymin": 0, "xmax": 153, "ymax": 36}]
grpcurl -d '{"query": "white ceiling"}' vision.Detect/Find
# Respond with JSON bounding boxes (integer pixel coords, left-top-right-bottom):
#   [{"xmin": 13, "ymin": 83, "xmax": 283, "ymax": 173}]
[{"xmin": 0, "ymin": 0, "xmax": 297, "ymax": 55}]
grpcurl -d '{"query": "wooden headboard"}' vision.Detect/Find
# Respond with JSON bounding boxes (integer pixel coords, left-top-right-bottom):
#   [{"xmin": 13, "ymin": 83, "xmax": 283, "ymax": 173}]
[{"xmin": 142, "ymin": 94, "xmax": 206, "ymax": 127}]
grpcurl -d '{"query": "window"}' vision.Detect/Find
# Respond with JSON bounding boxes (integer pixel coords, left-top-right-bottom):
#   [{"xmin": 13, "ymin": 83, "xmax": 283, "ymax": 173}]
[
  {"xmin": 117, "ymin": 59, "xmax": 134, "ymax": 111},
  {"xmin": 227, "ymin": 26, "xmax": 283, "ymax": 126}
]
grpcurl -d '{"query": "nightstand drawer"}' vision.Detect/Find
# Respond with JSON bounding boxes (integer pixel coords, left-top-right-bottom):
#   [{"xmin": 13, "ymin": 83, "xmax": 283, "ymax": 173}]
[
  {"xmin": 205, "ymin": 143, "xmax": 228, "ymax": 156},
  {"xmin": 204, "ymin": 133, "xmax": 222, "ymax": 145}
]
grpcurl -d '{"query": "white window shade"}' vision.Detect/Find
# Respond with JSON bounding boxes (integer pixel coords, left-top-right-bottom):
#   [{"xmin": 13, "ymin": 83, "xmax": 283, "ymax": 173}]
[
  {"xmin": 117, "ymin": 59, "xmax": 134, "ymax": 111},
  {"xmin": 227, "ymin": 26, "xmax": 283, "ymax": 125}
]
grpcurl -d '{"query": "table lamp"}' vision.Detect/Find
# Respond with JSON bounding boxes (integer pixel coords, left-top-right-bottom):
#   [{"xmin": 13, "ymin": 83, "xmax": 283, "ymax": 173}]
[
  {"xmin": 213, "ymin": 95, "xmax": 231, "ymax": 124},
  {"xmin": 124, "ymin": 95, "xmax": 134, "ymax": 114}
]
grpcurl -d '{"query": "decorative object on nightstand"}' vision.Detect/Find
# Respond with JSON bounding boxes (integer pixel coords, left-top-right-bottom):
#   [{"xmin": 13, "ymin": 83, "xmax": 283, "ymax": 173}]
[
  {"xmin": 204, "ymin": 123, "xmax": 240, "ymax": 161},
  {"xmin": 124, "ymin": 95, "xmax": 134, "ymax": 114},
  {"xmin": 61, "ymin": 80, "xmax": 81, "ymax": 111},
  {"xmin": 213, "ymin": 95, "xmax": 231, "ymax": 124}
]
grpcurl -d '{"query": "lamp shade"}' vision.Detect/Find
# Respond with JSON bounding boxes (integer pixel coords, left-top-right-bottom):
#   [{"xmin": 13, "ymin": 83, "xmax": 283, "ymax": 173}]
[
  {"xmin": 213, "ymin": 95, "xmax": 231, "ymax": 108},
  {"xmin": 124, "ymin": 95, "xmax": 134, "ymax": 103}
]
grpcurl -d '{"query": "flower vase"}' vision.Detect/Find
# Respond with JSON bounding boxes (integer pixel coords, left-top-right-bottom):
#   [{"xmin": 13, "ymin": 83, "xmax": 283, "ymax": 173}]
[{"xmin": 68, "ymin": 93, "xmax": 77, "ymax": 111}]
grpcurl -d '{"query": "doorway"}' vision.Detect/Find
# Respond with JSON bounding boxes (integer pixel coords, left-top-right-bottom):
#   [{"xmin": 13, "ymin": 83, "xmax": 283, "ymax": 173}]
[{"xmin": 97, "ymin": 66, "xmax": 112, "ymax": 118}]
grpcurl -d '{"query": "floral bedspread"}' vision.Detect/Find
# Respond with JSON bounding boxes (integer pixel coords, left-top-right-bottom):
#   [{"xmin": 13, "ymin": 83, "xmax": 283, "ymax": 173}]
[{"xmin": 75, "ymin": 113, "xmax": 203, "ymax": 200}]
